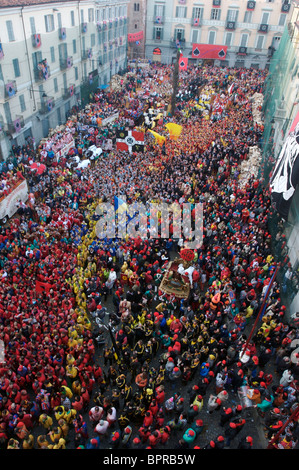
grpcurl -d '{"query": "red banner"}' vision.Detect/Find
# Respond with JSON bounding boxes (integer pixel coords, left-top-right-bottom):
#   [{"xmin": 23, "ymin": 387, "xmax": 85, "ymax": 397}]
[
  {"xmin": 35, "ymin": 280, "xmax": 53, "ymax": 293},
  {"xmin": 191, "ymin": 44, "xmax": 228, "ymax": 60},
  {"xmin": 179, "ymin": 56, "xmax": 188, "ymax": 71},
  {"xmin": 128, "ymin": 31, "xmax": 144, "ymax": 42}
]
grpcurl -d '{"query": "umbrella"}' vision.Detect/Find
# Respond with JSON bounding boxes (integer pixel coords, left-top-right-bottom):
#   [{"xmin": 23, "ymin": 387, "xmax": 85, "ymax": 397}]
[
  {"xmin": 30, "ymin": 162, "xmax": 46, "ymax": 175},
  {"xmin": 180, "ymin": 248, "xmax": 195, "ymax": 262}
]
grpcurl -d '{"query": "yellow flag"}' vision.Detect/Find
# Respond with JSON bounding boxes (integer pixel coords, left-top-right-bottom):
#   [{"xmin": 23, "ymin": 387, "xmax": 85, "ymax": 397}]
[
  {"xmin": 165, "ymin": 122, "xmax": 182, "ymax": 140},
  {"xmin": 148, "ymin": 129, "xmax": 166, "ymax": 146}
]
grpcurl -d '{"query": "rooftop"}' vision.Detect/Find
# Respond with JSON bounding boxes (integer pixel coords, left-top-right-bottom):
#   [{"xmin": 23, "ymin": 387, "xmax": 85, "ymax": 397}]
[{"xmin": 0, "ymin": 0, "xmax": 87, "ymax": 8}]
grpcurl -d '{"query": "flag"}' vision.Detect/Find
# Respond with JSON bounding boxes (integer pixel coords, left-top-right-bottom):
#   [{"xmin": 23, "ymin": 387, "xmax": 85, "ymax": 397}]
[
  {"xmin": 228, "ymin": 82, "xmax": 235, "ymax": 94},
  {"xmin": 179, "ymin": 56, "xmax": 188, "ymax": 71},
  {"xmin": 114, "ymin": 195, "xmax": 127, "ymax": 215},
  {"xmin": 148, "ymin": 129, "xmax": 166, "ymax": 146},
  {"xmin": 116, "ymin": 129, "xmax": 144, "ymax": 153},
  {"xmin": 165, "ymin": 123, "xmax": 183, "ymax": 140},
  {"xmin": 35, "ymin": 280, "xmax": 53, "ymax": 293}
]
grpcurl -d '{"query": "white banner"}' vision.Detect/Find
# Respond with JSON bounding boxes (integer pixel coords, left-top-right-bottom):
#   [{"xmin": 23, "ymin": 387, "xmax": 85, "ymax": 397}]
[
  {"xmin": 0, "ymin": 179, "xmax": 28, "ymax": 220},
  {"xmin": 55, "ymin": 139, "xmax": 75, "ymax": 161},
  {"xmin": 101, "ymin": 112, "xmax": 119, "ymax": 127}
]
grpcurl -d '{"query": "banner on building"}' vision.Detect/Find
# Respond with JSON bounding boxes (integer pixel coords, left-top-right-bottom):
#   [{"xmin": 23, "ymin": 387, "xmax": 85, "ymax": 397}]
[
  {"xmin": 191, "ymin": 44, "xmax": 228, "ymax": 60},
  {"xmin": 128, "ymin": 31, "xmax": 144, "ymax": 42},
  {"xmin": 270, "ymin": 122, "xmax": 299, "ymax": 220}
]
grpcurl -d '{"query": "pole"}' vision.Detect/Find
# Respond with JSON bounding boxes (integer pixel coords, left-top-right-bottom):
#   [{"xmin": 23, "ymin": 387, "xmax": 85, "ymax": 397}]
[
  {"xmin": 241, "ymin": 263, "xmax": 279, "ymax": 355},
  {"xmin": 267, "ymin": 403, "xmax": 299, "ymax": 448},
  {"xmin": 170, "ymin": 46, "xmax": 181, "ymax": 116}
]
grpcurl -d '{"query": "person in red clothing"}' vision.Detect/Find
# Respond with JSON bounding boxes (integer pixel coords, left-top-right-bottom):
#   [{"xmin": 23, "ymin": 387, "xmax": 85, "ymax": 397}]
[
  {"xmin": 148, "ymin": 430, "xmax": 161, "ymax": 448},
  {"xmin": 155, "ymin": 385, "xmax": 165, "ymax": 405},
  {"xmin": 143, "ymin": 410, "xmax": 154, "ymax": 428}
]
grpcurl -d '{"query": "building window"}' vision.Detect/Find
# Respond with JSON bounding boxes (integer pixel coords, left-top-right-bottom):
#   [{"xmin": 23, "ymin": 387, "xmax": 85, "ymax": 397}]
[
  {"xmin": 191, "ymin": 29, "xmax": 200, "ymax": 44},
  {"xmin": 211, "ymin": 8, "xmax": 221, "ymax": 20},
  {"xmin": 88, "ymin": 8, "xmax": 94, "ymax": 22},
  {"xmin": 134, "ymin": 3, "xmax": 140, "ymax": 12},
  {"xmin": 75, "ymin": 66, "xmax": 79, "ymax": 80},
  {"xmin": 91, "ymin": 33, "xmax": 96, "ymax": 47},
  {"xmin": 192, "ymin": 7, "xmax": 203, "ymax": 19},
  {"xmin": 30, "ymin": 17, "xmax": 36, "ymax": 34},
  {"xmin": 176, "ymin": 6, "xmax": 187, "ymax": 18},
  {"xmin": 13, "ymin": 58, "xmax": 20, "ymax": 77},
  {"xmin": 226, "ymin": 9, "xmax": 239, "ymax": 22},
  {"xmin": 45, "ymin": 14, "xmax": 55, "ymax": 32},
  {"xmin": 71, "ymin": 11, "xmax": 75, "ymax": 26},
  {"xmin": 261, "ymin": 11, "xmax": 270, "ymax": 24},
  {"xmin": 50, "ymin": 46, "xmax": 55, "ymax": 63},
  {"xmin": 19, "ymin": 94, "xmax": 26, "ymax": 112},
  {"xmin": 244, "ymin": 11, "xmax": 252, "ymax": 23},
  {"xmin": 272, "ymin": 36, "xmax": 281, "ymax": 49},
  {"xmin": 224, "ymin": 31, "xmax": 233, "ymax": 46},
  {"xmin": 208, "ymin": 30, "xmax": 216, "ymax": 44},
  {"xmin": 256, "ymin": 35, "xmax": 264, "ymax": 49},
  {"xmin": 80, "ymin": 9, "xmax": 84, "ymax": 23},
  {"xmin": 153, "ymin": 26, "xmax": 163, "ymax": 40},
  {"xmin": 54, "ymin": 77, "xmax": 58, "ymax": 93},
  {"xmin": 6, "ymin": 21, "xmax": 15, "ymax": 42},
  {"xmin": 240, "ymin": 33, "xmax": 249, "ymax": 47},
  {"xmin": 57, "ymin": 13, "xmax": 62, "ymax": 29},
  {"xmin": 174, "ymin": 28, "xmax": 185, "ymax": 41},
  {"xmin": 4, "ymin": 102, "xmax": 12, "ymax": 124},
  {"xmin": 278, "ymin": 14, "xmax": 286, "ymax": 27},
  {"xmin": 57, "ymin": 107, "xmax": 62, "ymax": 125},
  {"xmin": 73, "ymin": 39, "xmax": 77, "ymax": 54}
]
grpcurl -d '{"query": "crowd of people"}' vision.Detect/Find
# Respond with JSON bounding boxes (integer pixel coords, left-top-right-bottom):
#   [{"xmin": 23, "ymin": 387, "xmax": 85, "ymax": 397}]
[{"xmin": 0, "ymin": 61, "xmax": 298, "ymax": 450}]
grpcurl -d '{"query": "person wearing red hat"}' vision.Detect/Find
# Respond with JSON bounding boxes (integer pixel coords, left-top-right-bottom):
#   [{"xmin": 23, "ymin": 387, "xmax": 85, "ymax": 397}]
[
  {"xmin": 237, "ymin": 435, "xmax": 253, "ymax": 449},
  {"xmin": 207, "ymin": 394, "xmax": 222, "ymax": 414},
  {"xmin": 220, "ymin": 406, "xmax": 233, "ymax": 427}
]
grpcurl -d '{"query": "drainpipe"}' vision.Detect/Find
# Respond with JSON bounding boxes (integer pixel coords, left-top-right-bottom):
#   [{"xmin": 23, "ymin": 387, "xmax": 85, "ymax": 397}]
[{"xmin": 21, "ymin": 6, "xmax": 36, "ymax": 111}]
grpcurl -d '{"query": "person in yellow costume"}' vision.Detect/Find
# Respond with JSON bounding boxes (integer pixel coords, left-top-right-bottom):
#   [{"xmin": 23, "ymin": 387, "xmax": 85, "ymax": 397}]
[
  {"xmin": 22, "ymin": 433, "xmax": 34, "ymax": 449},
  {"xmin": 66, "ymin": 363, "xmax": 78, "ymax": 382},
  {"xmin": 60, "ymin": 385, "xmax": 73, "ymax": 400},
  {"xmin": 38, "ymin": 413, "xmax": 53, "ymax": 430},
  {"xmin": 36, "ymin": 434, "xmax": 50, "ymax": 449}
]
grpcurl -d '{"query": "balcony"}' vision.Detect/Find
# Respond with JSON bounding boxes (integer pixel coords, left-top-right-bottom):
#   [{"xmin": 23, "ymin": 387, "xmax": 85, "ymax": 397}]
[
  {"xmin": 171, "ymin": 38, "xmax": 185, "ymax": 48},
  {"xmin": 226, "ymin": 20, "xmax": 236, "ymax": 30},
  {"xmin": 39, "ymin": 97, "xmax": 55, "ymax": 114},
  {"xmin": 32, "ymin": 33, "xmax": 41, "ymax": 48},
  {"xmin": 82, "ymin": 48, "xmax": 93, "ymax": 60},
  {"xmin": 281, "ymin": 2, "xmax": 290, "ymax": 13},
  {"xmin": 60, "ymin": 56, "xmax": 73, "ymax": 70},
  {"xmin": 154, "ymin": 16, "xmax": 164, "ymax": 24},
  {"xmin": 34, "ymin": 60, "xmax": 50, "ymax": 82},
  {"xmin": 5, "ymin": 80, "xmax": 17, "ymax": 99},
  {"xmin": 191, "ymin": 17, "xmax": 202, "ymax": 27},
  {"xmin": 247, "ymin": 0, "xmax": 255, "ymax": 10},
  {"xmin": 7, "ymin": 116, "xmax": 24, "ymax": 135},
  {"xmin": 62, "ymin": 84, "xmax": 75, "ymax": 100},
  {"xmin": 238, "ymin": 46, "xmax": 247, "ymax": 55},
  {"xmin": 259, "ymin": 23, "xmax": 269, "ymax": 33},
  {"xmin": 59, "ymin": 27, "xmax": 67, "ymax": 40}
]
